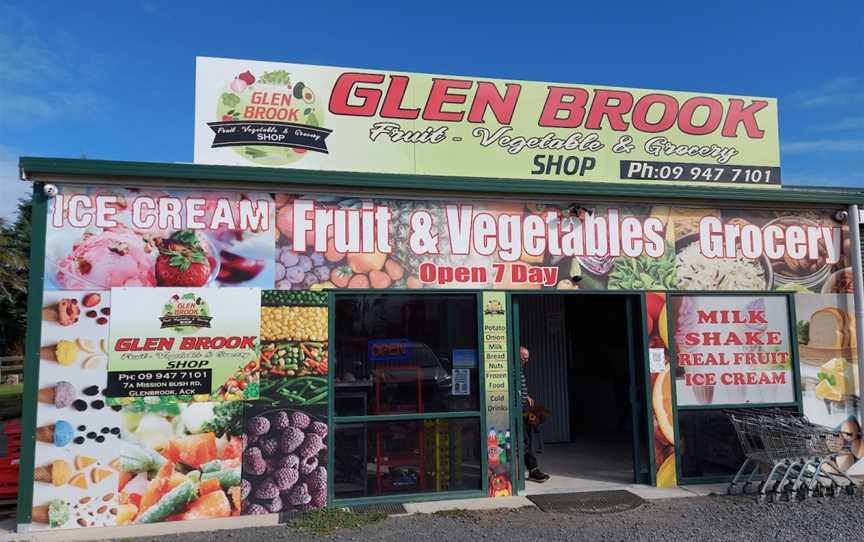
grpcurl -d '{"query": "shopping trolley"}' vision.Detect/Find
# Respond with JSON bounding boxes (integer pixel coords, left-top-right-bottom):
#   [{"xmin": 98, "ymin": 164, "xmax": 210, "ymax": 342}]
[{"xmin": 725, "ymin": 409, "xmax": 859, "ymax": 503}]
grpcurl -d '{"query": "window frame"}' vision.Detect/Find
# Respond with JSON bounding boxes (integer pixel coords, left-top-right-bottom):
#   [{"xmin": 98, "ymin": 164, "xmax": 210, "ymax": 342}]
[{"xmin": 327, "ymin": 290, "xmax": 488, "ymax": 505}]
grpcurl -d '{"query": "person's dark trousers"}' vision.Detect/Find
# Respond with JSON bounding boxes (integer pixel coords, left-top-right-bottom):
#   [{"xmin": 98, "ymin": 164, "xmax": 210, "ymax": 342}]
[{"xmin": 524, "ymin": 427, "xmax": 538, "ymax": 471}]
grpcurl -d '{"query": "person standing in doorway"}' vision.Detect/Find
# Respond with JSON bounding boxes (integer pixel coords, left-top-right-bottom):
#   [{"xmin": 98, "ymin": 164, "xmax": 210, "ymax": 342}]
[{"xmin": 521, "ymin": 346, "xmax": 550, "ymax": 483}]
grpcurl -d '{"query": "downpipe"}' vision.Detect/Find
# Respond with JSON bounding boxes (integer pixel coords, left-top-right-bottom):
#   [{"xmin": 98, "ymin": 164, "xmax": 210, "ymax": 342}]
[{"xmin": 845, "ymin": 205, "xmax": 864, "ymax": 426}]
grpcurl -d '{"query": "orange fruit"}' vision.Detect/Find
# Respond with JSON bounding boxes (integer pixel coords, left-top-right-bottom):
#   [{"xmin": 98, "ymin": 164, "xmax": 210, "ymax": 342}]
[{"xmin": 652, "ymin": 370, "xmax": 675, "ymax": 445}]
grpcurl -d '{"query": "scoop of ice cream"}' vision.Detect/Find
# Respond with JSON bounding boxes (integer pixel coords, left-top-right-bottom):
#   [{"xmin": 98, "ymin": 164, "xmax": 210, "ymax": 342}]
[
  {"xmin": 55, "ymin": 224, "xmax": 157, "ymax": 289},
  {"xmin": 47, "ymin": 499, "xmax": 70, "ymax": 528},
  {"xmin": 52, "ymin": 420, "xmax": 74, "ymax": 447},
  {"xmin": 55, "ymin": 340, "xmax": 79, "ymax": 366},
  {"xmin": 53, "ymin": 381, "xmax": 76, "ymax": 408}
]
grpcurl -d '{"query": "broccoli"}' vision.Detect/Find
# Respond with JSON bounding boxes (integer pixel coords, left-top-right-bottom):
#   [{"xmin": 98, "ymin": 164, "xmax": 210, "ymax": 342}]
[{"xmin": 201, "ymin": 400, "xmax": 245, "ymax": 437}]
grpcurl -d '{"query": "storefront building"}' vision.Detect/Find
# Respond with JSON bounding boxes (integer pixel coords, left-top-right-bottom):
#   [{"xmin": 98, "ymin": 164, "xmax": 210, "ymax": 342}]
[{"xmin": 13, "ymin": 57, "xmax": 864, "ymax": 533}]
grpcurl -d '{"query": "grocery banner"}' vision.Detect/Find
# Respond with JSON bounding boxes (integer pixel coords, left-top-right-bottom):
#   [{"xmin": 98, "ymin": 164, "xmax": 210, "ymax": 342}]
[
  {"xmin": 106, "ymin": 288, "xmax": 261, "ymax": 401},
  {"xmin": 43, "ymin": 186, "xmax": 854, "ymax": 294},
  {"xmin": 482, "ymin": 292, "xmax": 513, "ymax": 497},
  {"xmin": 672, "ymin": 295, "xmax": 795, "ymax": 406},
  {"xmin": 195, "ymin": 57, "xmax": 781, "ymax": 187}
]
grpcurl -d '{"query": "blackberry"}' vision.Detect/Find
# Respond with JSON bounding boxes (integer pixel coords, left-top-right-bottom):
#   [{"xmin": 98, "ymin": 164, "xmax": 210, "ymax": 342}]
[{"xmin": 246, "ymin": 416, "xmax": 270, "ymax": 436}]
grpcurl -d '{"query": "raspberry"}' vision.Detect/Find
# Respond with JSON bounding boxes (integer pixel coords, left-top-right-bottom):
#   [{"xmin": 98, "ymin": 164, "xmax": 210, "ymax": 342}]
[
  {"xmin": 243, "ymin": 446, "xmax": 266, "ymax": 476},
  {"xmin": 297, "ymin": 433, "xmax": 326, "ymax": 458},
  {"xmin": 287, "ymin": 483, "xmax": 311, "ymax": 506},
  {"xmin": 279, "ymin": 454, "xmax": 300, "ymax": 470},
  {"xmin": 300, "ymin": 454, "xmax": 318, "ymax": 476},
  {"xmin": 290, "ymin": 411, "xmax": 311, "ymax": 430},
  {"xmin": 280, "ymin": 427, "xmax": 305, "ymax": 454},
  {"xmin": 270, "ymin": 411, "xmax": 291, "ymax": 431},
  {"xmin": 246, "ymin": 416, "xmax": 270, "ymax": 436},
  {"xmin": 243, "ymin": 503, "xmax": 267, "ymax": 515},
  {"xmin": 273, "ymin": 467, "xmax": 299, "ymax": 491},
  {"xmin": 253, "ymin": 479, "xmax": 279, "ymax": 500},
  {"xmin": 241, "ymin": 478, "xmax": 252, "ymax": 500},
  {"xmin": 262, "ymin": 494, "xmax": 283, "ymax": 513},
  {"xmin": 260, "ymin": 437, "xmax": 278, "ymax": 457},
  {"xmin": 308, "ymin": 421, "xmax": 328, "ymax": 438},
  {"xmin": 306, "ymin": 466, "xmax": 327, "ymax": 492},
  {"xmin": 310, "ymin": 487, "xmax": 327, "ymax": 509}
]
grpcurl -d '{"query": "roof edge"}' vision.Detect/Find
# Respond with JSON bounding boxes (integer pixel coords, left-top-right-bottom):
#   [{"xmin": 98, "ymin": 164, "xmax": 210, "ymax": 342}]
[{"xmin": 18, "ymin": 156, "xmax": 864, "ymax": 205}]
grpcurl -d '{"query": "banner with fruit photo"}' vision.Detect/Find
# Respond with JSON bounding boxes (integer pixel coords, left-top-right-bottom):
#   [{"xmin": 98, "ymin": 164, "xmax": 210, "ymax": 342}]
[
  {"xmin": 645, "ymin": 292, "xmax": 676, "ymax": 488},
  {"xmin": 44, "ymin": 185, "xmax": 275, "ymax": 291},
  {"xmin": 795, "ymin": 293, "xmax": 863, "ymax": 474}
]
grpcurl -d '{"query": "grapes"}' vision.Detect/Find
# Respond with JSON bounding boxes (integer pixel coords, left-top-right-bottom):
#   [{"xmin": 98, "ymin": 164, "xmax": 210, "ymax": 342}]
[
  {"xmin": 302, "ymin": 272, "xmax": 318, "ymax": 288},
  {"xmin": 275, "ymin": 262, "xmax": 287, "ymax": 281},
  {"xmin": 313, "ymin": 266, "xmax": 330, "ymax": 281},
  {"xmin": 279, "ymin": 248, "xmax": 300, "ymax": 268},
  {"xmin": 310, "ymin": 253, "xmax": 325, "ymax": 266},
  {"xmin": 297, "ymin": 256, "xmax": 313, "ymax": 272},
  {"xmin": 285, "ymin": 267, "xmax": 305, "ymax": 284}
]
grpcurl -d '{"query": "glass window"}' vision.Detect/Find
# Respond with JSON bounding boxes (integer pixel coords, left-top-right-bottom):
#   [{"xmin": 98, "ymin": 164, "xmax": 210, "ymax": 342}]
[
  {"xmin": 333, "ymin": 417, "xmax": 482, "ymax": 499},
  {"xmin": 678, "ymin": 407, "xmax": 796, "ymax": 479},
  {"xmin": 334, "ymin": 294, "xmax": 480, "ymax": 416}
]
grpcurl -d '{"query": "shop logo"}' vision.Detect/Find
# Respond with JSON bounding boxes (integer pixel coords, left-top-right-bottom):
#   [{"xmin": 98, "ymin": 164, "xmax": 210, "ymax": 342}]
[
  {"xmin": 208, "ymin": 69, "xmax": 333, "ymax": 166},
  {"xmin": 484, "ymin": 298, "xmax": 504, "ymax": 315},
  {"xmin": 160, "ymin": 292, "xmax": 212, "ymax": 334}
]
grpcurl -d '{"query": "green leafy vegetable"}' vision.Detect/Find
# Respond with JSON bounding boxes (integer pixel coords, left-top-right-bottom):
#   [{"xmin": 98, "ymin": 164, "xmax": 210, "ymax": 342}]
[
  {"xmin": 607, "ymin": 246, "xmax": 676, "ymax": 290},
  {"xmin": 244, "ymin": 147, "xmax": 267, "ymax": 158},
  {"xmin": 221, "ymin": 93, "xmax": 240, "ymax": 108},
  {"xmin": 258, "ymin": 70, "xmax": 291, "ymax": 85},
  {"xmin": 201, "ymin": 400, "xmax": 244, "ymax": 437}
]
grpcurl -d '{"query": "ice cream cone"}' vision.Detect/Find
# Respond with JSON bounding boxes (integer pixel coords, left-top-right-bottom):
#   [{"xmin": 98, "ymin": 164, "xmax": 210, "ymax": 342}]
[
  {"xmin": 34, "ymin": 460, "xmax": 71, "ymax": 486},
  {"xmin": 42, "ymin": 306, "xmax": 59, "ymax": 322},
  {"xmin": 34, "ymin": 465, "xmax": 52, "ymax": 483},
  {"xmin": 37, "ymin": 387, "xmax": 56, "ymax": 405},
  {"xmin": 40, "ymin": 345, "xmax": 57, "ymax": 362},
  {"xmin": 31, "ymin": 505, "xmax": 49, "ymax": 524},
  {"xmin": 35, "ymin": 425, "xmax": 54, "ymax": 444}
]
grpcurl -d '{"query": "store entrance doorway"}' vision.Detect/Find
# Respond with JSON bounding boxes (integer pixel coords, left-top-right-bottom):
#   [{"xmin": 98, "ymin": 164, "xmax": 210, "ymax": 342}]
[{"xmin": 513, "ymin": 293, "xmax": 649, "ymax": 493}]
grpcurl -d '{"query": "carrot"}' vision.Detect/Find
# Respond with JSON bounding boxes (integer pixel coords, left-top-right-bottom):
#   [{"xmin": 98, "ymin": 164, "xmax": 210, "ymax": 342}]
[
  {"xmin": 157, "ymin": 460, "xmax": 175, "ymax": 480},
  {"xmin": 301, "ymin": 343, "xmax": 316, "ymax": 358},
  {"xmin": 347, "ymin": 274, "xmax": 370, "ymax": 288},
  {"xmin": 384, "ymin": 259, "xmax": 405, "ymax": 281},
  {"xmin": 330, "ymin": 265, "xmax": 352, "ymax": 288},
  {"xmin": 369, "ymin": 269, "xmax": 393, "ymax": 289},
  {"xmin": 325, "ymin": 238, "xmax": 345, "ymax": 263},
  {"xmin": 199, "ymin": 478, "xmax": 222, "ymax": 495}
]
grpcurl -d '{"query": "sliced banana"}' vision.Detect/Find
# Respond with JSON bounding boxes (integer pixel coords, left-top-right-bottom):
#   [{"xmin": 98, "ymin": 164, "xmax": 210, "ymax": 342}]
[
  {"xmin": 77, "ymin": 338, "xmax": 96, "ymax": 353},
  {"xmin": 82, "ymin": 355, "xmax": 104, "ymax": 369},
  {"xmin": 100, "ymin": 339, "xmax": 108, "ymax": 354}
]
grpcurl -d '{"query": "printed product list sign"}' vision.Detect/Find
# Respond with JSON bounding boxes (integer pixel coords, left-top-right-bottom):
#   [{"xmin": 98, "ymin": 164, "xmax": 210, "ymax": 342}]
[
  {"xmin": 195, "ymin": 57, "xmax": 781, "ymax": 187},
  {"xmin": 482, "ymin": 292, "xmax": 513, "ymax": 497},
  {"xmin": 672, "ymin": 295, "xmax": 795, "ymax": 406},
  {"xmin": 106, "ymin": 287, "xmax": 261, "ymax": 401}
]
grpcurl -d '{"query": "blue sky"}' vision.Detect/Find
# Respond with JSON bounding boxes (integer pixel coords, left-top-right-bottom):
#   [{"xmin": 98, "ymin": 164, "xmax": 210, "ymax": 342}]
[{"xmin": 1, "ymin": 0, "xmax": 862, "ymax": 219}]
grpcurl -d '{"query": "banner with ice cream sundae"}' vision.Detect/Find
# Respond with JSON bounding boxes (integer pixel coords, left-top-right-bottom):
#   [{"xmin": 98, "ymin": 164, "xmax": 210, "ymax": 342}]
[{"xmin": 672, "ymin": 295, "xmax": 795, "ymax": 407}]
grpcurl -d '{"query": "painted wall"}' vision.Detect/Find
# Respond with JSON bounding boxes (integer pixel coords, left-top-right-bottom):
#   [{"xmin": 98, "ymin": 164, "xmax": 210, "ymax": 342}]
[{"xmin": 20, "ymin": 181, "xmax": 861, "ymax": 531}]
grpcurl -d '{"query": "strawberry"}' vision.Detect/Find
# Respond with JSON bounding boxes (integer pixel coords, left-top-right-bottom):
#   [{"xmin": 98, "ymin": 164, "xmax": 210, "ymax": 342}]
[
  {"xmin": 155, "ymin": 230, "xmax": 212, "ymax": 286},
  {"xmin": 237, "ymin": 71, "xmax": 256, "ymax": 85}
]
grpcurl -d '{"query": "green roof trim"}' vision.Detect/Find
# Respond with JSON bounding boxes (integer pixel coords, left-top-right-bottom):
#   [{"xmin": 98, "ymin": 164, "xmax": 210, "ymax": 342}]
[{"xmin": 18, "ymin": 156, "xmax": 864, "ymax": 204}]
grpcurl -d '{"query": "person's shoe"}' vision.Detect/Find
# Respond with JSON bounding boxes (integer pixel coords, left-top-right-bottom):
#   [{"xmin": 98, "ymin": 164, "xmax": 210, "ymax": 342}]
[{"xmin": 528, "ymin": 469, "xmax": 550, "ymax": 483}]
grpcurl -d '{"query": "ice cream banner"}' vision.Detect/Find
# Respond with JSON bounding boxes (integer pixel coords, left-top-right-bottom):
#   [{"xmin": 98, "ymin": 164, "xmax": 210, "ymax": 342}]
[
  {"xmin": 195, "ymin": 56, "xmax": 781, "ymax": 187},
  {"xmin": 482, "ymin": 292, "xmax": 513, "ymax": 497},
  {"xmin": 106, "ymin": 287, "xmax": 261, "ymax": 401},
  {"xmin": 672, "ymin": 295, "xmax": 795, "ymax": 407}
]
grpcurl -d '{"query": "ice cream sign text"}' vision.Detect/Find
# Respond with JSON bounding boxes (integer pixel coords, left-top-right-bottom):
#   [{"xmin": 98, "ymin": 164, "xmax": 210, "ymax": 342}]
[{"xmin": 50, "ymin": 194, "xmax": 270, "ymax": 231}]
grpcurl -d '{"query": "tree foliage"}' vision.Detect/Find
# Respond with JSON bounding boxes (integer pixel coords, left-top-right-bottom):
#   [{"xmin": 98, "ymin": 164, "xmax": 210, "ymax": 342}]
[{"xmin": 0, "ymin": 197, "xmax": 32, "ymax": 355}]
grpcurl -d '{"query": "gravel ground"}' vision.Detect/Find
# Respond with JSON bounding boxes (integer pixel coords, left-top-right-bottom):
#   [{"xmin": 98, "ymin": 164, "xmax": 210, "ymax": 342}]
[{"xmin": 120, "ymin": 494, "xmax": 864, "ymax": 542}]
